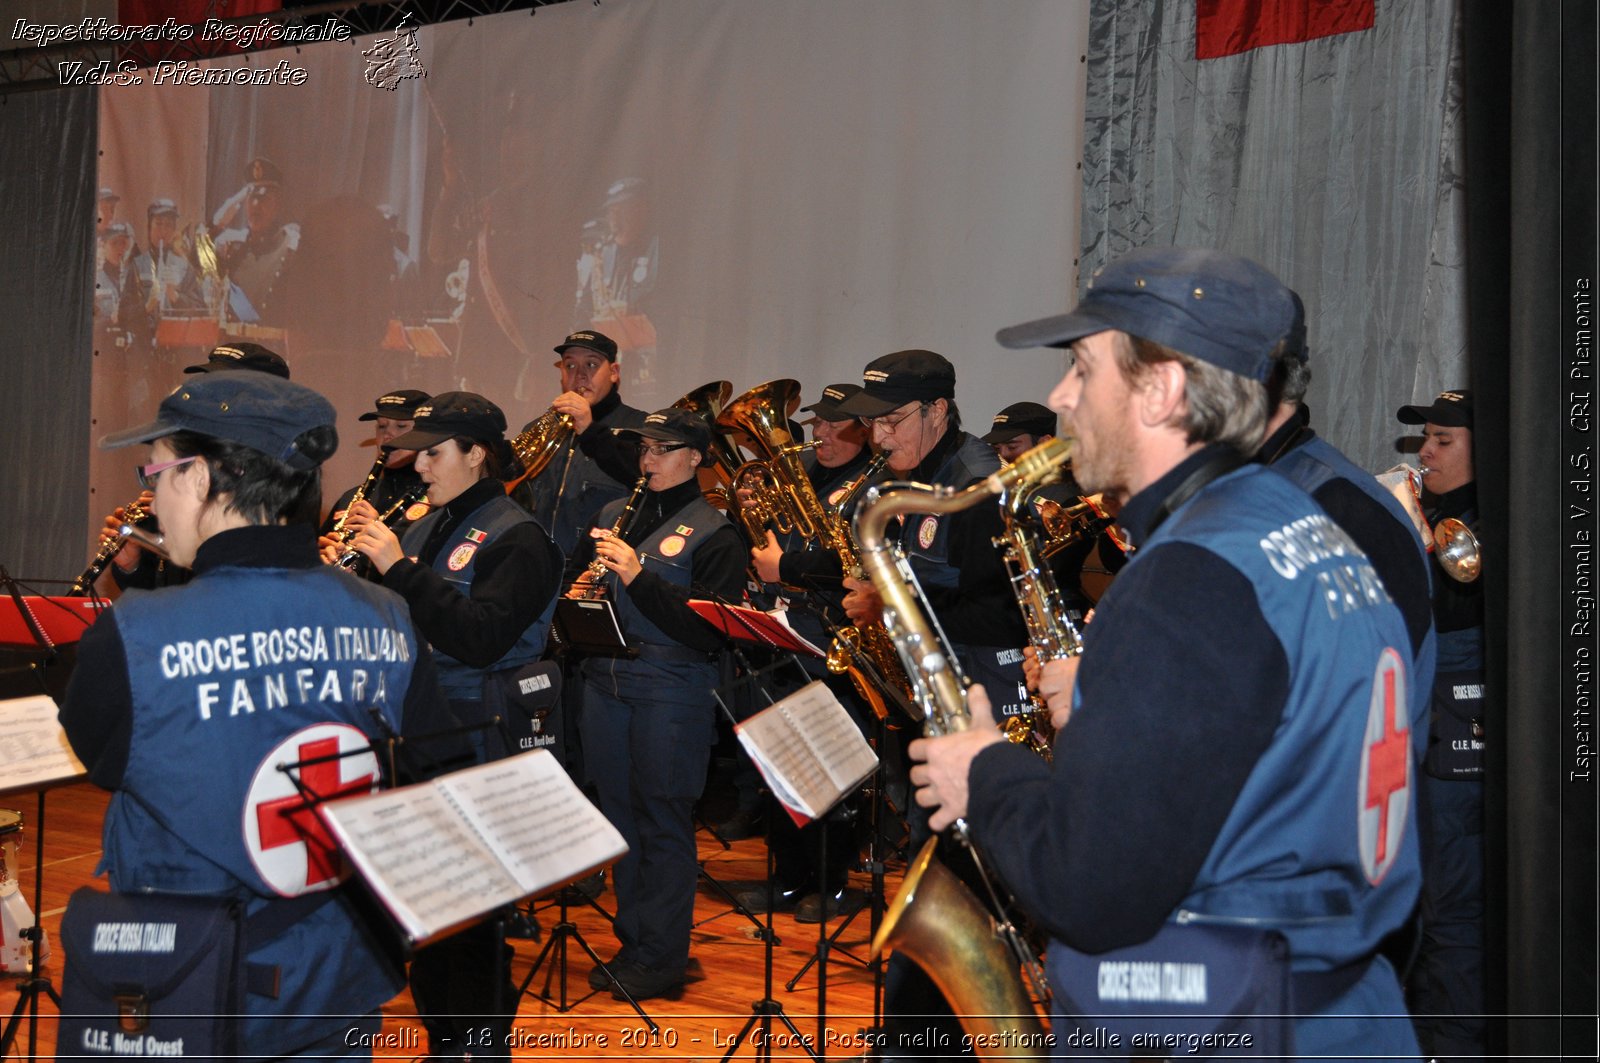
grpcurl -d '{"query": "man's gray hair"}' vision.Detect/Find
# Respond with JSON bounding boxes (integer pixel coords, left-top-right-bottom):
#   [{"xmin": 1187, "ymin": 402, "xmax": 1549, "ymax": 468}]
[{"xmin": 1114, "ymin": 333, "xmax": 1275, "ymax": 456}]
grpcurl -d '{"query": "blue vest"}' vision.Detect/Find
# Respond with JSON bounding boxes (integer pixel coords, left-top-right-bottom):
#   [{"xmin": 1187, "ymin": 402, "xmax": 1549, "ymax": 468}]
[
  {"xmin": 1272, "ymin": 434, "xmax": 1437, "ymax": 733},
  {"xmin": 401, "ymin": 494, "xmax": 556, "ymax": 700},
  {"xmin": 106, "ymin": 566, "xmax": 418, "ymax": 1052},
  {"xmin": 593, "ymin": 493, "xmax": 727, "ymax": 649},
  {"xmin": 896, "ymin": 433, "xmax": 1030, "ymax": 718},
  {"xmin": 1113, "ymin": 466, "xmax": 1420, "ymax": 970}
]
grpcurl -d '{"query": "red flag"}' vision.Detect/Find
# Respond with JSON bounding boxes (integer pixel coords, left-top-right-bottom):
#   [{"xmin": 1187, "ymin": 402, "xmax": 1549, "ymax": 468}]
[{"xmin": 1196, "ymin": 0, "xmax": 1374, "ymax": 60}]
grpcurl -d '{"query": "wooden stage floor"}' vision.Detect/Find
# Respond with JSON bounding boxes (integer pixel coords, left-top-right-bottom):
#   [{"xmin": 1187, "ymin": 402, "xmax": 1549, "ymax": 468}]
[{"xmin": 3, "ymin": 783, "xmax": 896, "ymax": 1061}]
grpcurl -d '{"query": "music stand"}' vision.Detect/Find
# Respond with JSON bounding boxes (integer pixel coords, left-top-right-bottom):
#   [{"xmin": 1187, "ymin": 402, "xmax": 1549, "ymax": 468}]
[{"xmin": 515, "ymin": 884, "xmax": 657, "ymax": 1029}]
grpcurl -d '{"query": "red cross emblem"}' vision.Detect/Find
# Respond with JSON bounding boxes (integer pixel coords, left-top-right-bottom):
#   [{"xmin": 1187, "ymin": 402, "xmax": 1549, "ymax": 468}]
[
  {"xmin": 243, "ymin": 724, "xmax": 379, "ymax": 896},
  {"xmin": 1358, "ymin": 648, "xmax": 1410, "ymax": 884}
]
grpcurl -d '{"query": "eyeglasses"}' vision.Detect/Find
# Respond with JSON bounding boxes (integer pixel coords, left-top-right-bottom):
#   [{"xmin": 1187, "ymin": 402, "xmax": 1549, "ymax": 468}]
[
  {"xmin": 137, "ymin": 455, "xmax": 198, "ymax": 490},
  {"xmin": 858, "ymin": 403, "xmax": 926, "ymax": 431},
  {"xmin": 639, "ymin": 443, "xmax": 689, "ymax": 457}
]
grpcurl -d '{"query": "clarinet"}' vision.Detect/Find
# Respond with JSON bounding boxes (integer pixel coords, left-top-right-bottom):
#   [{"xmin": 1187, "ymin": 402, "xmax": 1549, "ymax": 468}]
[
  {"xmin": 334, "ymin": 485, "xmax": 430, "ymax": 569},
  {"xmin": 576, "ymin": 475, "xmax": 649, "ymax": 599},
  {"xmin": 330, "ymin": 454, "xmax": 387, "ymax": 539},
  {"xmin": 69, "ymin": 497, "xmax": 148, "ymax": 595}
]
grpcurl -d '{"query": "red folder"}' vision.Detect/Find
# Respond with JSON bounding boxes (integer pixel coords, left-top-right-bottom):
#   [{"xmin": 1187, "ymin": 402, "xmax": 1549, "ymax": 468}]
[
  {"xmin": 0, "ymin": 597, "xmax": 108, "ymax": 649},
  {"xmin": 687, "ymin": 601, "xmax": 825, "ymax": 658}
]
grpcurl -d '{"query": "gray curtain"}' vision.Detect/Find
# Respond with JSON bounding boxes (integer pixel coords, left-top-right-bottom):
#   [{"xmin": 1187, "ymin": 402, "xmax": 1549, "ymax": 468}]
[
  {"xmin": 1082, "ymin": 0, "xmax": 1465, "ymax": 473},
  {"xmin": 0, "ymin": 85, "xmax": 96, "ymax": 588}
]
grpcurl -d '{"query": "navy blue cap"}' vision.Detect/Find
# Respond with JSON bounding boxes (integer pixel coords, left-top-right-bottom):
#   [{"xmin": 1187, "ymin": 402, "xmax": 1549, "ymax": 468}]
[
  {"xmin": 614, "ymin": 408, "xmax": 712, "ymax": 455},
  {"xmin": 359, "ymin": 389, "xmax": 431, "ymax": 421},
  {"xmin": 100, "ymin": 370, "xmax": 337, "ymax": 470},
  {"xmin": 834, "ymin": 350, "xmax": 957, "ymax": 419},
  {"xmin": 996, "ymin": 248, "xmax": 1298, "ymax": 383},
  {"xmin": 183, "ymin": 342, "xmax": 290, "ymax": 379},
  {"xmin": 1397, "ymin": 389, "xmax": 1473, "ymax": 429},
  {"xmin": 386, "ymin": 392, "xmax": 507, "ymax": 450},
  {"xmin": 981, "ymin": 402, "xmax": 1058, "ymax": 444},
  {"xmin": 801, "ymin": 383, "xmax": 864, "ymax": 422},
  {"xmin": 554, "ymin": 329, "xmax": 618, "ymax": 362}
]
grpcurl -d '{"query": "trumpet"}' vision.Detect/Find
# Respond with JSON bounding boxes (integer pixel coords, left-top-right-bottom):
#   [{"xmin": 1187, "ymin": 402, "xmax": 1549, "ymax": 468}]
[
  {"xmin": 1378, "ymin": 464, "xmax": 1481, "ymax": 582},
  {"xmin": 572, "ymin": 475, "xmax": 648, "ymax": 599},
  {"xmin": 332, "ymin": 485, "xmax": 430, "ymax": 569},
  {"xmin": 69, "ymin": 497, "xmax": 149, "ymax": 595}
]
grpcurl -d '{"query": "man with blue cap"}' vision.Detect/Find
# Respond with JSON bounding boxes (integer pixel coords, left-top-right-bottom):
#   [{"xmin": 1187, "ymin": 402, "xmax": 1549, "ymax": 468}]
[{"xmin": 908, "ymin": 248, "xmax": 1424, "ymax": 1058}]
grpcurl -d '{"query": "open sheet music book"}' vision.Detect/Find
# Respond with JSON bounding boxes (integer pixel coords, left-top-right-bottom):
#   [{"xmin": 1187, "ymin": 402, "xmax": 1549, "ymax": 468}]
[
  {"xmin": 734, "ymin": 680, "xmax": 878, "ymax": 826},
  {"xmin": 0, "ymin": 695, "xmax": 87, "ymax": 796},
  {"xmin": 319, "ymin": 749, "xmax": 626, "ymax": 945}
]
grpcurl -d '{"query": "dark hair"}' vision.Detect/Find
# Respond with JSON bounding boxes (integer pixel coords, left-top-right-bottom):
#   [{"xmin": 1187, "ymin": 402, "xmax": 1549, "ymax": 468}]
[
  {"xmin": 448, "ymin": 436, "xmax": 507, "ymax": 481},
  {"xmin": 1112, "ymin": 334, "xmax": 1272, "ymax": 455},
  {"xmin": 165, "ymin": 426, "xmax": 334, "ymax": 524},
  {"xmin": 1267, "ymin": 349, "xmax": 1313, "ymax": 408}
]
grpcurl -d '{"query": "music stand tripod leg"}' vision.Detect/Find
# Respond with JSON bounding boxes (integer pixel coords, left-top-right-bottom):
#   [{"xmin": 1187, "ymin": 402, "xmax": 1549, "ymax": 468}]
[{"xmin": 1, "ymin": 789, "xmax": 63, "ymax": 1063}]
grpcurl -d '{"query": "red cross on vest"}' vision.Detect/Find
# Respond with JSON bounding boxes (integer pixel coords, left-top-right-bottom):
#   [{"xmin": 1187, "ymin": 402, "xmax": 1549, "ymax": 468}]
[
  {"xmin": 255, "ymin": 736, "xmax": 375, "ymax": 889},
  {"xmin": 1359, "ymin": 649, "xmax": 1411, "ymax": 884}
]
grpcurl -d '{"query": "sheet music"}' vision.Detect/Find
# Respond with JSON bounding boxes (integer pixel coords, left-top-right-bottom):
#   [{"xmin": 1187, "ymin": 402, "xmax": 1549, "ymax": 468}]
[
  {"xmin": 0, "ymin": 695, "xmax": 87, "ymax": 795},
  {"xmin": 735, "ymin": 681, "xmax": 877, "ymax": 819},
  {"xmin": 442, "ymin": 752, "xmax": 627, "ymax": 895},
  {"xmin": 319, "ymin": 750, "xmax": 627, "ymax": 944},
  {"xmin": 319, "ymin": 784, "xmax": 523, "ymax": 942}
]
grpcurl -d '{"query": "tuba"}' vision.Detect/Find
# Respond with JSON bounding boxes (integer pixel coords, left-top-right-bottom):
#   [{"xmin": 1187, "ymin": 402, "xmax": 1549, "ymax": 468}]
[
  {"xmin": 504, "ymin": 405, "xmax": 575, "ymax": 494},
  {"xmin": 858, "ymin": 439, "xmax": 1072, "ymax": 1047}
]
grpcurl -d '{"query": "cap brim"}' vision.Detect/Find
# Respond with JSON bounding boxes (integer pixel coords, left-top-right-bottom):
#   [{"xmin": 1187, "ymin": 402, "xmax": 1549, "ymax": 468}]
[
  {"xmin": 799, "ymin": 401, "xmax": 851, "ymax": 422},
  {"xmin": 996, "ymin": 306, "xmax": 1121, "ymax": 350},
  {"xmin": 386, "ymin": 428, "xmax": 456, "ymax": 451},
  {"xmin": 832, "ymin": 390, "xmax": 901, "ymax": 419},
  {"xmin": 615, "ymin": 426, "xmax": 686, "ymax": 444},
  {"xmin": 1396, "ymin": 403, "xmax": 1470, "ymax": 428},
  {"xmin": 980, "ymin": 428, "xmax": 1026, "ymax": 444},
  {"xmin": 100, "ymin": 418, "xmax": 179, "ymax": 450}
]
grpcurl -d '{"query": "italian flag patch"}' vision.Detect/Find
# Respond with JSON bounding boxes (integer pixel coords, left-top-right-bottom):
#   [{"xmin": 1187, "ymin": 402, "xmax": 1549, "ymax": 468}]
[{"xmin": 465, "ymin": 528, "xmax": 488, "ymax": 543}]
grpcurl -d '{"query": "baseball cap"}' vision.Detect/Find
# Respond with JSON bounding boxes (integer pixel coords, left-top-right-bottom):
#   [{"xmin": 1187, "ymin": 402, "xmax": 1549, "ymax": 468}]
[
  {"xmin": 359, "ymin": 389, "xmax": 431, "ymax": 422},
  {"xmin": 1397, "ymin": 389, "xmax": 1473, "ymax": 429},
  {"xmin": 554, "ymin": 330, "xmax": 618, "ymax": 362},
  {"xmin": 183, "ymin": 343, "xmax": 290, "ymax": 379},
  {"xmin": 386, "ymin": 392, "xmax": 507, "ymax": 450},
  {"xmin": 980, "ymin": 402, "xmax": 1058, "ymax": 444},
  {"xmin": 834, "ymin": 350, "xmax": 957, "ymax": 420},
  {"xmin": 996, "ymin": 248, "xmax": 1298, "ymax": 383},
  {"xmin": 801, "ymin": 384, "xmax": 864, "ymax": 423},
  {"xmin": 614, "ymin": 408, "xmax": 712, "ymax": 456},
  {"xmin": 100, "ymin": 371, "xmax": 337, "ymax": 471}
]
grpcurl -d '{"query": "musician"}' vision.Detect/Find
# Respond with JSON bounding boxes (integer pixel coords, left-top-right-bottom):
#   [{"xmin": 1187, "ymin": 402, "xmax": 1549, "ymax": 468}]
[
  {"xmin": 1258, "ymin": 321, "xmax": 1436, "ymax": 720},
  {"xmin": 911, "ymin": 248, "xmax": 1422, "ymax": 1056},
  {"xmin": 982, "ymin": 400, "xmax": 1127, "ymax": 618},
  {"xmin": 132, "ymin": 198, "xmax": 203, "ymax": 316},
  {"xmin": 835, "ymin": 350, "xmax": 1030, "ymax": 720},
  {"xmin": 740, "ymin": 383, "xmax": 878, "ymax": 921},
  {"xmin": 60, "ymin": 370, "xmax": 454, "ymax": 1058},
  {"xmin": 100, "ymin": 344, "xmax": 294, "ymax": 595},
  {"xmin": 569, "ymin": 408, "xmax": 746, "ymax": 1000},
  {"xmin": 317, "ymin": 389, "xmax": 430, "ymax": 580},
  {"xmin": 514, "ymin": 329, "xmax": 649, "ymax": 558},
  {"xmin": 340, "ymin": 391, "xmax": 562, "ymax": 1062},
  {"xmin": 1396, "ymin": 389, "xmax": 1485, "ymax": 1061}
]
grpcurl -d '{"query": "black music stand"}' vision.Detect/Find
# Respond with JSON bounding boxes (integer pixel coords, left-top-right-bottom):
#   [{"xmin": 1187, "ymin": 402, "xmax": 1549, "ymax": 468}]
[
  {"xmin": 0, "ymin": 773, "xmax": 81, "ymax": 1063},
  {"xmin": 516, "ymin": 884, "xmax": 656, "ymax": 1029}
]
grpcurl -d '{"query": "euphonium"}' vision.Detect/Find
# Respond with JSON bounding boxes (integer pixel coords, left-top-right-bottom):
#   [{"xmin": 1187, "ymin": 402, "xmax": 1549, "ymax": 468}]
[
  {"xmin": 670, "ymin": 381, "xmax": 743, "ymax": 505},
  {"xmin": 858, "ymin": 439, "xmax": 1072, "ymax": 1039},
  {"xmin": 573, "ymin": 475, "xmax": 649, "ymax": 600},
  {"xmin": 994, "ymin": 443, "xmax": 1086, "ymax": 759},
  {"xmin": 333, "ymin": 484, "xmax": 430, "ymax": 570},
  {"xmin": 503, "ymin": 405, "xmax": 575, "ymax": 494},
  {"xmin": 69, "ymin": 497, "xmax": 148, "ymax": 595},
  {"xmin": 715, "ymin": 379, "xmax": 824, "ymax": 545}
]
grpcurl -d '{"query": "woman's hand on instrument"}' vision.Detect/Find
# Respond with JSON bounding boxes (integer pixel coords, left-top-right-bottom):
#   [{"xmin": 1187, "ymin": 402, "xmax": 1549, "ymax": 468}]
[
  {"xmin": 593, "ymin": 532, "xmax": 643, "ymax": 585},
  {"xmin": 105, "ymin": 491, "xmax": 155, "ymax": 572},
  {"xmin": 841, "ymin": 575, "xmax": 882, "ymax": 623},
  {"xmin": 552, "ymin": 391, "xmax": 594, "ymax": 434},
  {"xmin": 347, "ymin": 518, "xmax": 406, "ymax": 576},
  {"xmin": 751, "ymin": 531, "xmax": 783, "ymax": 584},
  {"xmin": 908, "ymin": 683, "xmax": 1005, "ymax": 833}
]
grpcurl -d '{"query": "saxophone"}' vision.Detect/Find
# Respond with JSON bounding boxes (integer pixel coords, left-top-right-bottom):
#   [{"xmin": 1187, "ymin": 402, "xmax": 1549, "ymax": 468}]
[
  {"xmin": 994, "ymin": 449, "xmax": 1087, "ymax": 759},
  {"xmin": 69, "ymin": 497, "xmax": 148, "ymax": 595},
  {"xmin": 572, "ymin": 475, "xmax": 649, "ymax": 600},
  {"xmin": 859, "ymin": 438, "xmax": 1071, "ymax": 1051}
]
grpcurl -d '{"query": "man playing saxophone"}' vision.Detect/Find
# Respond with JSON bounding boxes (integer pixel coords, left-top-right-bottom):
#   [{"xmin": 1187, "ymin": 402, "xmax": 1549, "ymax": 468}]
[{"xmin": 910, "ymin": 249, "xmax": 1424, "ymax": 1059}]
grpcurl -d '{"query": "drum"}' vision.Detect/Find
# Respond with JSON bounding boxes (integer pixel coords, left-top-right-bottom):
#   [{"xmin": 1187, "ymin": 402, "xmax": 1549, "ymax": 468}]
[
  {"xmin": 0, "ymin": 809, "xmax": 21, "ymax": 894},
  {"xmin": 0, "ymin": 807, "xmax": 48, "ymax": 973}
]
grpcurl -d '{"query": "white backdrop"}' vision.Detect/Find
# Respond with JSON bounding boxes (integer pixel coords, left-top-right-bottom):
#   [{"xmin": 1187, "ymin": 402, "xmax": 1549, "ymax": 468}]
[{"xmin": 91, "ymin": 0, "xmax": 1088, "ymax": 522}]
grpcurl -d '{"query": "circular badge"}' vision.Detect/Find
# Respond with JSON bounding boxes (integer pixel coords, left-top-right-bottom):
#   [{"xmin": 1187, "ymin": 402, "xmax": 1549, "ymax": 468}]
[
  {"xmin": 242, "ymin": 723, "xmax": 379, "ymax": 896},
  {"xmin": 659, "ymin": 534, "xmax": 687, "ymax": 557},
  {"xmin": 1357, "ymin": 647, "xmax": 1410, "ymax": 885},
  {"xmin": 917, "ymin": 516, "xmax": 939, "ymax": 550},
  {"xmin": 404, "ymin": 501, "xmax": 431, "ymax": 522},
  {"xmin": 447, "ymin": 543, "xmax": 478, "ymax": 571}
]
